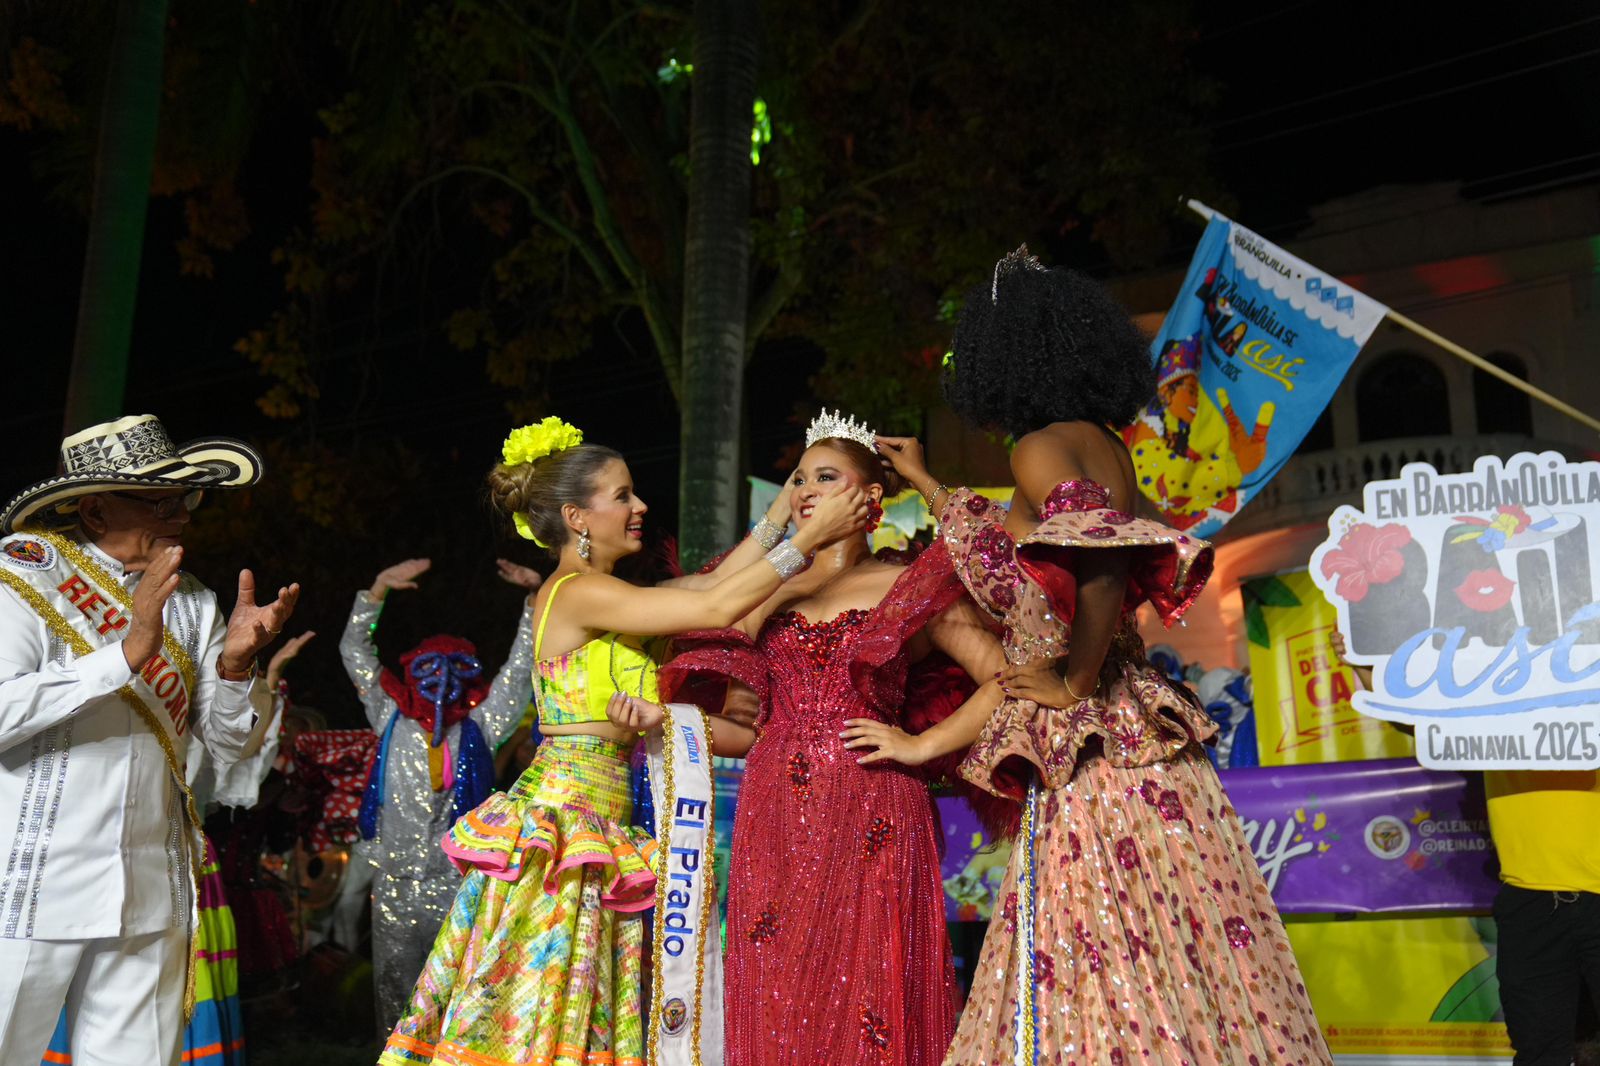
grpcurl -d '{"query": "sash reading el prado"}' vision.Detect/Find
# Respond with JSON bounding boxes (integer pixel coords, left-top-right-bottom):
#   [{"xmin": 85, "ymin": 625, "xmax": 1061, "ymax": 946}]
[{"xmin": 646, "ymin": 704, "xmax": 724, "ymax": 1066}]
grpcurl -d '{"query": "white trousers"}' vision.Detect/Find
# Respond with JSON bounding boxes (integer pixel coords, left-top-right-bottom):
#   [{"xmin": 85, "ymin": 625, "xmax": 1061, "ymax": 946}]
[{"xmin": 0, "ymin": 928, "xmax": 185, "ymax": 1066}]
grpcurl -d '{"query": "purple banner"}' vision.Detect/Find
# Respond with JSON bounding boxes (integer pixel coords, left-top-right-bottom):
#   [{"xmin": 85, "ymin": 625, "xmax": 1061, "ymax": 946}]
[{"xmin": 938, "ymin": 758, "xmax": 1499, "ymax": 921}]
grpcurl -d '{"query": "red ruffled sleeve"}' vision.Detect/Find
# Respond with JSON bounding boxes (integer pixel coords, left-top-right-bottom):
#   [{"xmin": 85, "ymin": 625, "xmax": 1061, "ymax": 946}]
[
  {"xmin": 658, "ymin": 627, "xmax": 770, "ymax": 718},
  {"xmin": 845, "ymin": 541, "xmax": 968, "ymax": 713}
]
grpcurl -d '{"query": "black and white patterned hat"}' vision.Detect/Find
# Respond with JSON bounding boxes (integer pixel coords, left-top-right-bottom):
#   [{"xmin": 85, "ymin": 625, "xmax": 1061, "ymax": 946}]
[{"xmin": 1, "ymin": 414, "xmax": 263, "ymax": 533}]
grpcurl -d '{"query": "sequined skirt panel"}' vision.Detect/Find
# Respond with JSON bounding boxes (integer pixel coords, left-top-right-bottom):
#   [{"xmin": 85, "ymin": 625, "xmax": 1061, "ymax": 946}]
[
  {"xmin": 725, "ymin": 720, "xmax": 958, "ymax": 1066},
  {"xmin": 944, "ymin": 744, "xmax": 1331, "ymax": 1066},
  {"xmin": 379, "ymin": 735, "xmax": 652, "ymax": 1066}
]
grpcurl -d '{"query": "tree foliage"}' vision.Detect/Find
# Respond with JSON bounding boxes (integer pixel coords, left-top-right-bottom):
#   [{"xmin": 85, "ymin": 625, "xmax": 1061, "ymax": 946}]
[
  {"xmin": 4, "ymin": 0, "xmax": 1218, "ymax": 484},
  {"xmin": 155, "ymin": 0, "xmax": 1214, "ymax": 433}
]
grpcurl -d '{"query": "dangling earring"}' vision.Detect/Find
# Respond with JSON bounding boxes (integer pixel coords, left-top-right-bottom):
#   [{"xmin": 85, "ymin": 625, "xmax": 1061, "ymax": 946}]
[
  {"xmin": 865, "ymin": 499, "xmax": 883, "ymax": 534},
  {"xmin": 577, "ymin": 528, "xmax": 591, "ymax": 561}
]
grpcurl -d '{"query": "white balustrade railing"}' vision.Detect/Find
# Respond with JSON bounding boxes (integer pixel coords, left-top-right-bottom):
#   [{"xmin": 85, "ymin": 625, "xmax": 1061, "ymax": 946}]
[{"xmin": 1218, "ymin": 434, "xmax": 1582, "ymax": 539}]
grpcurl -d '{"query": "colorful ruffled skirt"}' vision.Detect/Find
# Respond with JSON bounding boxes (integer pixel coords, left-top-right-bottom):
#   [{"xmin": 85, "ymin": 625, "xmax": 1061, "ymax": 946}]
[
  {"xmin": 42, "ymin": 838, "xmax": 245, "ymax": 1066},
  {"xmin": 379, "ymin": 735, "xmax": 656, "ymax": 1066}
]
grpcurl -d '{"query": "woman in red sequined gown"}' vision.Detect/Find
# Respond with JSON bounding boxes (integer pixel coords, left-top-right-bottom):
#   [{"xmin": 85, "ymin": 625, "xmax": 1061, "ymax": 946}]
[
  {"xmin": 620, "ymin": 431, "xmax": 1010, "ymax": 1066},
  {"xmin": 853, "ymin": 254, "xmax": 1331, "ymax": 1065}
]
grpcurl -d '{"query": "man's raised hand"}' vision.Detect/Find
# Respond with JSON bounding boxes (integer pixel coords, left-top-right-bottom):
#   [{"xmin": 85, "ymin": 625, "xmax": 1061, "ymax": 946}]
[
  {"xmin": 221, "ymin": 569, "xmax": 301, "ymax": 675},
  {"xmin": 122, "ymin": 545, "xmax": 183, "ymax": 671}
]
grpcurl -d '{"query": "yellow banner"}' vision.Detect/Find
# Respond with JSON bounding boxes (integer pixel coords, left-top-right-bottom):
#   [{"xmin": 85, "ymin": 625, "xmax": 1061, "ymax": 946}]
[
  {"xmin": 1243, "ymin": 569, "xmax": 1414, "ymax": 765},
  {"xmin": 1287, "ymin": 915, "xmax": 1510, "ymax": 1058}
]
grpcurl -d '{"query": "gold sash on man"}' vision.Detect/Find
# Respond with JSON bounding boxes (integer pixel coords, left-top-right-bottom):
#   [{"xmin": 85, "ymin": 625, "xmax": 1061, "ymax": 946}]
[{"xmin": 0, "ymin": 529, "xmax": 206, "ymax": 1013}]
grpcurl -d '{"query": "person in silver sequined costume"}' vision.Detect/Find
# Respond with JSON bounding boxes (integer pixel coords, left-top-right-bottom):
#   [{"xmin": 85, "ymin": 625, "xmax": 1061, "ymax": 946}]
[{"xmin": 339, "ymin": 557, "xmax": 541, "ymax": 1032}]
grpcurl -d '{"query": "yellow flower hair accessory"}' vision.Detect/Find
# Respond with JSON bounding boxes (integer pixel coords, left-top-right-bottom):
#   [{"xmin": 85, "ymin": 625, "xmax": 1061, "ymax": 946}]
[
  {"xmin": 512, "ymin": 511, "xmax": 549, "ymax": 548},
  {"xmin": 502, "ymin": 417, "xmax": 584, "ymax": 468}
]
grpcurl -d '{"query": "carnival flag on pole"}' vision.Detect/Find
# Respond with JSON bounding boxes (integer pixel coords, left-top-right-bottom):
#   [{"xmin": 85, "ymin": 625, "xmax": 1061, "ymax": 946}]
[{"xmin": 1124, "ymin": 205, "xmax": 1389, "ymax": 537}]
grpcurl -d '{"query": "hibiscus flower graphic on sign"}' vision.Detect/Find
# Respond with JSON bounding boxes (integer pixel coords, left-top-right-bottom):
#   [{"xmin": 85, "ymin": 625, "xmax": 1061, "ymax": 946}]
[{"xmin": 1309, "ymin": 451, "xmax": 1600, "ymax": 770}]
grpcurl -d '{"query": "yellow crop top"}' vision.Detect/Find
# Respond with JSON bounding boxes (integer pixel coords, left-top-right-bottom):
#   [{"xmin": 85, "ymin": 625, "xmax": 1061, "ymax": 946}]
[{"xmin": 533, "ymin": 573, "xmax": 661, "ymax": 727}]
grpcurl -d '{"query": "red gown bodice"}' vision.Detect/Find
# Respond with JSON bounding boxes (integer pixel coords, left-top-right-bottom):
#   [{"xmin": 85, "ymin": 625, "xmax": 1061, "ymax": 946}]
[{"xmin": 662, "ymin": 545, "xmax": 967, "ymax": 1066}]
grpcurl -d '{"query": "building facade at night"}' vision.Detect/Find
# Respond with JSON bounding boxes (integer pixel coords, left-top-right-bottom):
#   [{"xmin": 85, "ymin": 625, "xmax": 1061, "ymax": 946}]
[{"xmin": 1119, "ymin": 180, "xmax": 1600, "ymax": 670}]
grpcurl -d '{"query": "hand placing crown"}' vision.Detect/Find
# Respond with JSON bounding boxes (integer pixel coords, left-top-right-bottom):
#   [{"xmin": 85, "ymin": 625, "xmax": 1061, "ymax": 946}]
[{"xmin": 805, "ymin": 408, "xmax": 878, "ymax": 452}]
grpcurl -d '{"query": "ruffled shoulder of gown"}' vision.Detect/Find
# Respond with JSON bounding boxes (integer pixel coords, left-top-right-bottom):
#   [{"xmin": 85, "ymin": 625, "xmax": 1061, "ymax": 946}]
[
  {"xmin": 937, "ymin": 480, "xmax": 1219, "ymax": 794},
  {"xmin": 959, "ymin": 656, "xmax": 1217, "ymax": 796},
  {"xmin": 441, "ymin": 790, "xmax": 658, "ymax": 912},
  {"xmin": 1017, "ymin": 478, "xmax": 1214, "ymax": 626},
  {"xmin": 846, "ymin": 540, "xmax": 969, "ymax": 713},
  {"xmin": 658, "ymin": 626, "xmax": 769, "ymax": 712}
]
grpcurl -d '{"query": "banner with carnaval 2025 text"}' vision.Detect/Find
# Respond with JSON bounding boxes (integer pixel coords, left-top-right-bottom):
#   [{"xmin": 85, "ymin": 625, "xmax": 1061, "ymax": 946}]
[
  {"xmin": 1311, "ymin": 451, "xmax": 1600, "ymax": 770},
  {"xmin": 1125, "ymin": 212, "xmax": 1388, "ymax": 538}
]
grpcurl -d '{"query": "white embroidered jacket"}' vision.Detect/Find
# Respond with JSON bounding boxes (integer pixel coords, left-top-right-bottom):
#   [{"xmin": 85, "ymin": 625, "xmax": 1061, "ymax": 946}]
[{"xmin": 0, "ymin": 536, "xmax": 260, "ymax": 939}]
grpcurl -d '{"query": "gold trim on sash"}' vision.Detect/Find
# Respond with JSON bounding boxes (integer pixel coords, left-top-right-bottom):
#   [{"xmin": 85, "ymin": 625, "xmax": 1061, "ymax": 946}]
[
  {"xmin": 41, "ymin": 531, "xmax": 198, "ymax": 697},
  {"xmin": 647, "ymin": 705, "xmax": 719, "ymax": 1066}
]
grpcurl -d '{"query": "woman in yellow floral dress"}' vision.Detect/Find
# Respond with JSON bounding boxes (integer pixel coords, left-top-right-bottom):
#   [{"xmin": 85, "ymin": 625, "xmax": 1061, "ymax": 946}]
[{"xmin": 379, "ymin": 420, "xmax": 865, "ymax": 1066}]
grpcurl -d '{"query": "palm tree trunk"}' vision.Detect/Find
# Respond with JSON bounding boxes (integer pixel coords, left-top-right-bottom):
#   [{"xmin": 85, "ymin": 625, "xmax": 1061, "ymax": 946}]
[
  {"xmin": 62, "ymin": 0, "xmax": 169, "ymax": 433},
  {"xmin": 677, "ymin": 0, "xmax": 759, "ymax": 569}
]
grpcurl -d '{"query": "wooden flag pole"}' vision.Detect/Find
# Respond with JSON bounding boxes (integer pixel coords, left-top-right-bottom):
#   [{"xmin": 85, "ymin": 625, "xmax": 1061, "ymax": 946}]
[
  {"xmin": 1184, "ymin": 199, "xmax": 1600, "ymax": 437},
  {"xmin": 1384, "ymin": 309, "xmax": 1600, "ymax": 435}
]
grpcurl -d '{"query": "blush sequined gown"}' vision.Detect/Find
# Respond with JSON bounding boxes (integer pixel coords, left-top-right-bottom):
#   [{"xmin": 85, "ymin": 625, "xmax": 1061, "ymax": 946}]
[
  {"xmin": 938, "ymin": 481, "xmax": 1331, "ymax": 1066},
  {"xmin": 663, "ymin": 544, "xmax": 967, "ymax": 1066}
]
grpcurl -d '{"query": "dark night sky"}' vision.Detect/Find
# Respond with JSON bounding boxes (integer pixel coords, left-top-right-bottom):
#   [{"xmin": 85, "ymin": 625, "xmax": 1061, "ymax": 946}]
[
  {"xmin": 6, "ymin": 2, "xmax": 1597, "ymax": 491},
  {"xmin": 1, "ymin": 1, "xmax": 1596, "ymax": 715}
]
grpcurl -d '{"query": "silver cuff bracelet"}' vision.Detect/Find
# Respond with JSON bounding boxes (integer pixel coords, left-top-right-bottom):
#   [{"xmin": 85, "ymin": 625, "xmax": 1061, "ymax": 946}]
[
  {"xmin": 764, "ymin": 540, "xmax": 807, "ymax": 580},
  {"xmin": 751, "ymin": 515, "xmax": 785, "ymax": 550}
]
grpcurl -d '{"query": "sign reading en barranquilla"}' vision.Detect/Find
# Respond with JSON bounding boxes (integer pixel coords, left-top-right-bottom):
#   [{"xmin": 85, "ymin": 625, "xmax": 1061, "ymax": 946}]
[{"xmin": 1310, "ymin": 451, "xmax": 1600, "ymax": 769}]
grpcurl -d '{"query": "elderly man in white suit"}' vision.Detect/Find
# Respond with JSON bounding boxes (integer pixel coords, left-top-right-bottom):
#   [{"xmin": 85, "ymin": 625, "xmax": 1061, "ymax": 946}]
[{"xmin": 0, "ymin": 415, "xmax": 299, "ymax": 1066}]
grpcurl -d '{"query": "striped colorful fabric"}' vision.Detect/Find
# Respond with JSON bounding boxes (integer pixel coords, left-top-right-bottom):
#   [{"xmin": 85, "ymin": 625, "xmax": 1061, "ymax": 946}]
[
  {"xmin": 41, "ymin": 837, "xmax": 245, "ymax": 1066},
  {"xmin": 380, "ymin": 734, "xmax": 653, "ymax": 1066}
]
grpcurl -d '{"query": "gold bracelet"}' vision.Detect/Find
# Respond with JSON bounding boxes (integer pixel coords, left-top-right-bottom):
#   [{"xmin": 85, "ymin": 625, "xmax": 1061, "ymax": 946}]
[
  {"xmin": 922, "ymin": 483, "xmax": 948, "ymax": 511},
  {"xmin": 1063, "ymin": 675, "xmax": 1097, "ymax": 701},
  {"xmin": 217, "ymin": 655, "xmax": 258, "ymax": 683}
]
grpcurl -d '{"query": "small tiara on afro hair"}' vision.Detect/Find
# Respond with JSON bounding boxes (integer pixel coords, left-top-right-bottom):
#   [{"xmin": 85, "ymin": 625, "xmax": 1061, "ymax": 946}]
[{"xmin": 944, "ymin": 253, "xmax": 1156, "ymax": 438}]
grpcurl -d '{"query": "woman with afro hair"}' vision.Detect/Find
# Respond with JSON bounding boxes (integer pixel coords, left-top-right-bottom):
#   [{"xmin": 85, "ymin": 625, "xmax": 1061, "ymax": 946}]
[{"xmin": 849, "ymin": 248, "xmax": 1330, "ymax": 1064}]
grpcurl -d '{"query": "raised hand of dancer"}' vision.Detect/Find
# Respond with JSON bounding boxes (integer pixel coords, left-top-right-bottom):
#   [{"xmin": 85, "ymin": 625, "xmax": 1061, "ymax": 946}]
[
  {"xmin": 840, "ymin": 718, "xmax": 931, "ymax": 767},
  {"xmin": 605, "ymin": 691, "xmax": 665, "ymax": 734},
  {"xmin": 222, "ymin": 570, "xmax": 301, "ymax": 675},
  {"xmin": 766, "ymin": 469, "xmax": 798, "ymax": 528},
  {"xmin": 370, "ymin": 557, "xmax": 431, "ymax": 601},
  {"xmin": 265, "ymin": 630, "xmax": 316, "ymax": 690},
  {"xmin": 495, "ymin": 557, "xmax": 544, "ymax": 592},
  {"xmin": 123, "ymin": 545, "xmax": 183, "ymax": 671},
  {"xmin": 1329, "ymin": 630, "xmax": 1374, "ymax": 690}
]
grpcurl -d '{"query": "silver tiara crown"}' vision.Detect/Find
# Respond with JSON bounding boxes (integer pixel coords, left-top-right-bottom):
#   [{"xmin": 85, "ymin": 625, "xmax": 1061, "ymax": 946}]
[
  {"xmin": 991, "ymin": 243, "xmax": 1046, "ymax": 302},
  {"xmin": 805, "ymin": 408, "xmax": 878, "ymax": 453}
]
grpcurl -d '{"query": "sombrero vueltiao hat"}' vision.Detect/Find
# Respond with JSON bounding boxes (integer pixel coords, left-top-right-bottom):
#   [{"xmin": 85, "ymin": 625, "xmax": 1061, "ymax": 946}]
[{"xmin": 1, "ymin": 414, "xmax": 263, "ymax": 534}]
